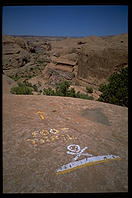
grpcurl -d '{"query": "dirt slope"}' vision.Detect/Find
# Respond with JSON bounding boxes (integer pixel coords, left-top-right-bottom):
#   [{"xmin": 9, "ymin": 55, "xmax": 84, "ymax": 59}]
[{"xmin": 3, "ymin": 85, "xmax": 128, "ymax": 192}]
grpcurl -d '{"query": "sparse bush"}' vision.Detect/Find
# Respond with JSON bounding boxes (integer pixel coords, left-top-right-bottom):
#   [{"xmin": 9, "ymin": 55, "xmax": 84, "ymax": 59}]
[
  {"xmin": 10, "ymin": 79, "xmax": 40, "ymax": 95},
  {"xmin": 8, "ymin": 73, "xmax": 20, "ymax": 81},
  {"xmin": 10, "ymin": 83, "xmax": 33, "ymax": 95},
  {"xmin": 9, "ymin": 64, "xmax": 47, "ymax": 82},
  {"xmin": 22, "ymin": 80, "xmax": 32, "ymax": 87},
  {"xmin": 37, "ymin": 60, "xmax": 44, "ymax": 64},
  {"xmin": 86, "ymin": 86, "xmax": 93, "ymax": 93},
  {"xmin": 33, "ymin": 84, "xmax": 38, "ymax": 92},
  {"xmin": 43, "ymin": 87, "xmax": 55, "ymax": 96},
  {"xmin": 98, "ymin": 84, "xmax": 107, "ymax": 92},
  {"xmin": 98, "ymin": 67, "xmax": 128, "ymax": 107},
  {"xmin": 17, "ymin": 82, "xmax": 26, "ymax": 87},
  {"xmin": 67, "ymin": 87, "xmax": 76, "ymax": 97},
  {"xmin": 42, "ymin": 81, "xmax": 94, "ymax": 100},
  {"xmin": 75, "ymin": 91, "xmax": 81, "ymax": 98},
  {"xmin": 76, "ymin": 92, "xmax": 94, "ymax": 100},
  {"xmin": 87, "ymin": 95, "xmax": 94, "ymax": 100},
  {"xmin": 22, "ymin": 80, "xmax": 38, "ymax": 92},
  {"xmin": 56, "ymin": 81, "xmax": 71, "ymax": 96}
]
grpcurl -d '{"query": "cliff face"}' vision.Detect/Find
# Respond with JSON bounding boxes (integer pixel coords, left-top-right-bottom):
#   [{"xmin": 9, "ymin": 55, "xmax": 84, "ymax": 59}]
[
  {"xmin": 2, "ymin": 35, "xmax": 30, "ymax": 70},
  {"xmin": 2, "ymin": 35, "xmax": 51, "ymax": 77},
  {"xmin": 77, "ymin": 34, "xmax": 128, "ymax": 87},
  {"xmin": 2, "ymin": 33, "xmax": 128, "ymax": 96}
]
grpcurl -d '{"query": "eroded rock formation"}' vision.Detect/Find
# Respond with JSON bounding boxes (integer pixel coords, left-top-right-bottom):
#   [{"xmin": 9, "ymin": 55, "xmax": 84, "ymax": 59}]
[{"xmin": 2, "ymin": 33, "xmax": 128, "ymax": 93}]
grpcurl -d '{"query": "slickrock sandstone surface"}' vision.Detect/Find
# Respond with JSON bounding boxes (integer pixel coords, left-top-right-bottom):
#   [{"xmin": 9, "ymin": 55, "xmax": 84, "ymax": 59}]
[{"xmin": 3, "ymin": 76, "xmax": 128, "ymax": 193}]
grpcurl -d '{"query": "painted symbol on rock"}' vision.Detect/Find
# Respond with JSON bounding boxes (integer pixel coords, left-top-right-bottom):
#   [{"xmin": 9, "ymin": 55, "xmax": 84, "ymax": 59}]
[
  {"xmin": 26, "ymin": 128, "xmax": 77, "ymax": 146},
  {"xmin": 56, "ymin": 144, "xmax": 120, "ymax": 175},
  {"xmin": 67, "ymin": 144, "xmax": 93, "ymax": 161},
  {"xmin": 36, "ymin": 111, "xmax": 45, "ymax": 120},
  {"xmin": 49, "ymin": 129, "xmax": 60, "ymax": 134}
]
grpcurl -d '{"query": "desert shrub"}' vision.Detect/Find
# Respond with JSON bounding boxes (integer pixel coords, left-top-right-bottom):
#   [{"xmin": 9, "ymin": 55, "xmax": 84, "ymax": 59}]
[
  {"xmin": 42, "ymin": 81, "xmax": 94, "ymax": 100},
  {"xmin": 22, "ymin": 80, "xmax": 38, "ymax": 92},
  {"xmin": 87, "ymin": 95, "xmax": 94, "ymax": 100},
  {"xmin": 8, "ymin": 73, "xmax": 20, "ymax": 81},
  {"xmin": 56, "ymin": 81, "xmax": 71, "ymax": 96},
  {"xmin": 17, "ymin": 82, "xmax": 26, "ymax": 87},
  {"xmin": 10, "ymin": 80, "xmax": 39, "ymax": 95},
  {"xmin": 32, "ymin": 84, "xmax": 38, "ymax": 92},
  {"xmin": 98, "ymin": 67, "xmax": 128, "ymax": 107},
  {"xmin": 22, "ymin": 80, "xmax": 32, "ymax": 87},
  {"xmin": 67, "ymin": 87, "xmax": 76, "ymax": 97},
  {"xmin": 86, "ymin": 86, "xmax": 93, "ymax": 93},
  {"xmin": 9, "ymin": 65, "xmax": 47, "ymax": 82},
  {"xmin": 10, "ymin": 83, "xmax": 33, "ymax": 95},
  {"xmin": 98, "ymin": 84, "xmax": 107, "ymax": 92},
  {"xmin": 66, "ymin": 88, "xmax": 94, "ymax": 99},
  {"xmin": 43, "ymin": 87, "xmax": 55, "ymax": 96},
  {"xmin": 75, "ymin": 91, "xmax": 81, "ymax": 98},
  {"xmin": 37, "ymin": 60, "xmax": 44, "ymax": 64},
  {"xmin": 76, "ymin": 92, "xmax": 94, "ymax": 100}
]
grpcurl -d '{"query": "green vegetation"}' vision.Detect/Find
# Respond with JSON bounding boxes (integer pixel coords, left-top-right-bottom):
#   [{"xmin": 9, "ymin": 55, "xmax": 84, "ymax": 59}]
[
  {"xmin": 43, "ymin": 80, "xmax": 94, "ymax": 100},
  {"xmin": 98, "ymin": 67, "xmax": 128, "ymax": 107},
  {"xmin": 8, "ymin": 64, "xmax": 46, "ymax": 82},
  {"xmin": 10, "ymin": 78, "xmax": 94, "ymax": 100},
  {"xmin": 22, "ymin": 79, "xmax": 38, "ymax": 92},
  {"xmin": 10, "ymin": 82, "xmax": 33, "ymax": 95},
  {"xmin": 86, "ymin": 86, "xmax": 93, "ymax": 93},
  {"xmin": 75, "ymin": 92, "xmax": 94, "ymax": 100},
  {"xmin": 37, "ymin": 60, "xmax": 45, "ymax": 64},
  {"xmin": 10, "ymin": 80, "xmax": 39, "ymax": 95},
  {"xmin": 43, "ymin": 87, "xmax": 56, "ymax": 96},
  {"xmin": 8, "ymin": 73, "xmax": 20, "ymax": 81},
  {"xmin": 56, "ymin": 81, "xmax": 71, "ymax": 96}
]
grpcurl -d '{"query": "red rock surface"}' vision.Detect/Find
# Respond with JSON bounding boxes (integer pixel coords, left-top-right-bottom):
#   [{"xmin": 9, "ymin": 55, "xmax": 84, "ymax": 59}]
[{"xmin": 3, "ymin": 77, "xmax": 128, "ymax": 193}]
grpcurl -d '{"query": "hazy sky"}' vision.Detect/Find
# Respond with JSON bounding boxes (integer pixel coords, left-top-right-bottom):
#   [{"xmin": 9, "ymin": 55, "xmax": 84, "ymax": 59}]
[{"xmin": 2, "ymin": 5, "xmax": 128, "ymax": 37}]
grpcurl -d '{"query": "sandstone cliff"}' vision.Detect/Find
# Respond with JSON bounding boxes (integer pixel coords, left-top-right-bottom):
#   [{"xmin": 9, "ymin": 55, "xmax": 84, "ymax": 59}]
[
  {"xmin": 77, "ymin": 34, "xmax": 128, "ymax": 87},
  {"xmin": 2, "ymin": 33, "xmax": 128, "ymax": 96}
]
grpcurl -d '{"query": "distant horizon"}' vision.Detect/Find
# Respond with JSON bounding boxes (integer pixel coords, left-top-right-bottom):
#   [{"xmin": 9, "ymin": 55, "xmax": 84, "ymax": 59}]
[
  {"xmin": 2, "ymin": 32, "xmax": 128, "ymax": 38},
  {"xmin": 2, "ymin": 6, "xmax": 128, "ymax": 37}
]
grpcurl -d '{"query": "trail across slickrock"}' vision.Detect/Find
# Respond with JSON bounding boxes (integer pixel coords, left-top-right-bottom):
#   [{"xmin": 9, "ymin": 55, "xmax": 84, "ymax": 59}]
[{"xmin": 3, "ymin": 89, "xmax": 128, "ymax": 192}]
